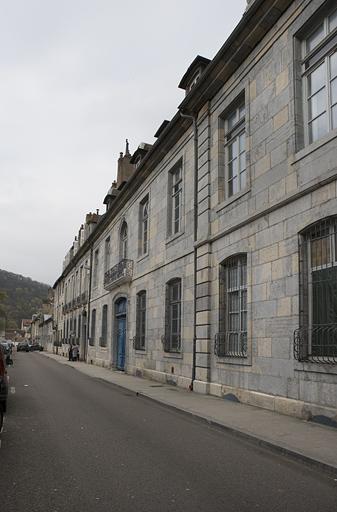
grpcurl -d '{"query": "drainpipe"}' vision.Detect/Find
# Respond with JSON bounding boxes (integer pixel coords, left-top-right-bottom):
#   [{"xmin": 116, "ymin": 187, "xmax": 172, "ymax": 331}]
[
  {"xmin": 85, "ymin": 246, "xmax": 93, "ymax": 363},
  {"xmin": 180, "ymin": 111, "xmax": 198, "ymax": 390}
]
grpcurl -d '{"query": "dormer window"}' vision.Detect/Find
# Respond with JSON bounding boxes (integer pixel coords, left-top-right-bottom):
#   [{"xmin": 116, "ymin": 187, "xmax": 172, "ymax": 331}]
[
  {"xmin": 187, "ymin": 71, "xmax": 201, "ymax": 92},
  {"xmin": 178, "ymin": 55, "xmax": 210, "ymax": 96}
]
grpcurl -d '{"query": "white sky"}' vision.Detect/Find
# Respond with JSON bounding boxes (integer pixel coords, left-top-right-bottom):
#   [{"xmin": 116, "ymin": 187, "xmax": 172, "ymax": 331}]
[{"xmin": 0, "ymin": 0, "xmax": 246, "ymax": 285}]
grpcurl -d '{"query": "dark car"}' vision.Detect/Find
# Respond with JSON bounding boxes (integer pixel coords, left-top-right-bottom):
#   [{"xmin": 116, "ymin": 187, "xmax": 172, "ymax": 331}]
[
  {"xmin": 0, "ymin": 341, "xmax": 12, "ymax": 356},
  {"xmin": 0, "ymin": 344, "xmax": 12, "ymax": 431},
  {"xmin": 29, "ymin": 343, "xmax": 44, "ymax": 352},
  {"xmin": 17, "ymin": 341, "xmax": 29, "ymax": 352}
]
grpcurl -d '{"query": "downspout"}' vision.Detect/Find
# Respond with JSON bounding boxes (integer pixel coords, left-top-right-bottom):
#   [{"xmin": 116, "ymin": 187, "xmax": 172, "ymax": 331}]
[
  {"xmin": 180, "ymin": 111, "xmax": 198, "ymax": 391},
  {"xmin": 85, "ymin": 245, "xmax": 93, "ymax": 363}
]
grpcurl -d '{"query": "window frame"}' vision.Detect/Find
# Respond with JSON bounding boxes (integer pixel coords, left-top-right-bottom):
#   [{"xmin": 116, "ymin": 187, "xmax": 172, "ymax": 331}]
[
  {"xmin": 296, "ymin": 217, "xmax": 337, "ymax": 363},
  {"xmin": 90, "ymin": 309, "xmax": 96, "ymax": 346},
  {"xmin": 134, "ymin": 290, "xmax": 146, "ymax": 351},
  {"xmin": 100, "ymin": 304, "xmax": 108, "ymax": 347},
  {"xmin": 120, "ymin": 221, "xmax": 128, "ymax": 260},
  {"xmin": 215, "ymin": 254, "xmax": 248, "ymax": 358},
  {"xmin": 167, "ymin": 161, "xmax": 184, "ymax": 238},
  {"xmin": 163, "ymin": 278, "xmax": 182, "ymax": 353},
  {"xmin": 301, "ymin": 5, "xmax": 337, "ymax": 145},
  {"xmin": 223, "ymin": 96, "xmax": 247, "ymax": 200},
  {"xmin": 139, "ymin": 196, "xmax": 149, "ymax": 257}
]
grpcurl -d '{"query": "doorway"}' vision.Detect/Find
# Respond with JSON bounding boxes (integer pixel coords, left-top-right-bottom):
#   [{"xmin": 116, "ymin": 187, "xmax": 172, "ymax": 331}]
[{"xmin": 115, "ymin": 298, "xmax": 127, "ymax": 370}]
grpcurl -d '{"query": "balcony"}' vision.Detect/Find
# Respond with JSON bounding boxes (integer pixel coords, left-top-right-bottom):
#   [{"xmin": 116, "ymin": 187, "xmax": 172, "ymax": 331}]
[
  {"xmin": 81, "ymin": 291, "xmax": 88, "ymax": 305},
  {"xmin": 104, "ymin": 259, "xmax": 134, "ymax": 291}
]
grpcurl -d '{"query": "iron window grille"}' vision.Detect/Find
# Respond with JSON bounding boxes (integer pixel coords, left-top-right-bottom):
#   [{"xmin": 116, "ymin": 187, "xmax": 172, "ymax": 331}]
[
  {"xmin": 224, "ymin": 99, "xmax": 246, "ymax": 198},
  {"xmin": 135, "ymin": 291, "xmax": 146, "ymax": 350},
  {"xmin": 90, "ymin": 309, "xmax": 96, "ymax": 346},
  {"xmin": 295, "ymin": 217, "xmax": 337, "ymax": 364},
  {"xmin": 163, "ymin": 279, "xmax": 182, "ymax": 352},
  {"xmin": 215, "ymin": 254, "xmax": 248, "ymax": 358},
  {"xmin": 302, "ymin": 7, "xmax": 337, "ymax": 144},
  {"xmin": 100, "ymin": 305, "xmax": 108, "ymax": 347}
]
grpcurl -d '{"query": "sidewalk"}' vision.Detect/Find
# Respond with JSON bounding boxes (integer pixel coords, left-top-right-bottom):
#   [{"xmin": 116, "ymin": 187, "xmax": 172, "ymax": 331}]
[{"xmin": 41, "ymin": 351, "xmax": 337, "ymax": 475}]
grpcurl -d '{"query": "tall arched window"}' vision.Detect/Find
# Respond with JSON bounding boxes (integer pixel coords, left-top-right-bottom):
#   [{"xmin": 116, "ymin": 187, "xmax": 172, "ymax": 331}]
[
  {"xmin": 295, "ymin": 217, "xmax": 337, "ymax": 363},
  {"xmin": 120, "ymin": 221, "xmax": 128, "ymax": 259}
]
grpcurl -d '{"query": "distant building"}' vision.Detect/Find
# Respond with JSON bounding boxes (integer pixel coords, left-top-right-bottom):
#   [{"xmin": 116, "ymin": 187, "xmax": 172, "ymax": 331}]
[{"xmin": 53, "ymin": 0, "xmax": 337, "ymax": 423}]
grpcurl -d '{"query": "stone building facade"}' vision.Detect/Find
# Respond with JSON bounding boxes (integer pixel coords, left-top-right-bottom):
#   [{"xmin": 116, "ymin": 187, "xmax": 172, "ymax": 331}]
[{"xmin": 53, "ymin": 0, "xmax": 337, "ymax": 422}]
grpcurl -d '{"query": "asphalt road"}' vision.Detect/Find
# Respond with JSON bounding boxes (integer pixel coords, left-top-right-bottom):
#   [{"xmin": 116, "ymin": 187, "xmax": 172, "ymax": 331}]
[{"xmin": 1, "ymin": 353, "xmax": 337, "ymax": 512}]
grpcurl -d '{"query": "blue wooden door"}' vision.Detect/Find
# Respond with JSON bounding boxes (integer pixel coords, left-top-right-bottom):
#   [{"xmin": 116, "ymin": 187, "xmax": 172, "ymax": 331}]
[{"xmin": 117, "ymin": 316, "xmax": 126, "ymax": 370}]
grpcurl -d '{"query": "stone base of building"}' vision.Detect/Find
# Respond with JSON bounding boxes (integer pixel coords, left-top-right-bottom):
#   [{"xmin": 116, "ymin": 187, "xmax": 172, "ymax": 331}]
[
  {"xmin": 207, "ymin": 382, "xmax": 337, "ymax": 423},
  {"xmin": 128, "ymin": 365, "xmax": 192, "ymax": 390}
]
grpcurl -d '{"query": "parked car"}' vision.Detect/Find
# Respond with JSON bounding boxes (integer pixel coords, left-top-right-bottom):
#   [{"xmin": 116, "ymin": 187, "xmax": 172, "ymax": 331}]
[
  {"xmin": 17, "ymin": 341, "xmax": 29, "ymax": 352},
  {"xmin": 0, "ymin": 341, "xmax": 12, "ymax": 356},
  {"xmin": 29, "ymin": 343, "xmax": 44, "ymax": 352},
  {"xmin": 0, "ymin": 344, "xmax": 13, "ymax": 431}
]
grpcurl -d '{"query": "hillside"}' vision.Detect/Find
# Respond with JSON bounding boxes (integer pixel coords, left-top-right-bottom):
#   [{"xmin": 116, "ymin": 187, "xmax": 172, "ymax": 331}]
[{"xmin": 0, "ymin": 269, "xmax": 51, "ymax": 329}]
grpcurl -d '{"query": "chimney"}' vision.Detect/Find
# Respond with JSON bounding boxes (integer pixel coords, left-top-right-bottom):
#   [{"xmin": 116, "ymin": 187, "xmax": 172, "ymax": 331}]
[{"xmin": 116, "ymin": 139, "xmax": 135, "ymax": 188}]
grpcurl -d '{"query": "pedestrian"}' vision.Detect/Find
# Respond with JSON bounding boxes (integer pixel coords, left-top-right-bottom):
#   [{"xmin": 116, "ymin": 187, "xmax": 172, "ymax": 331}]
[
  {"xmin": 68, "ymin": 344, "xmax": 73, "ymax": 361},
  {"xmin": 72, "ymin": 345, "xmax": 78, "ymax": 362}
]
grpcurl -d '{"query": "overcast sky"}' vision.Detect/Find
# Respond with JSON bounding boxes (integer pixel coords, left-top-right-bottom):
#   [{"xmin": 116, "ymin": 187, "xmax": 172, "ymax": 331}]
[{"xmin": 0, "ymin": 0, "xmax": 246, "ymax": 286}]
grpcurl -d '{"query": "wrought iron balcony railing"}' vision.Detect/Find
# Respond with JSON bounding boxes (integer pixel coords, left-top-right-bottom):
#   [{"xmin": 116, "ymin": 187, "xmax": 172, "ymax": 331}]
[
  {"xmin": 214, "ymin": 332, "xmax": 247, "ymax": 358},
  {"xmin": 294, "ymin": 326, "xmax": 337, "ymax": 364},
  {"xmin": 104, "ymin": 259, "xmax": 134, "ymax": 290}
]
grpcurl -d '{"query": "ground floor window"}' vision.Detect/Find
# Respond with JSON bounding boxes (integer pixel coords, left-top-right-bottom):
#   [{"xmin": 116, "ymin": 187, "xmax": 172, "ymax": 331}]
[
  {"xmin": 295, "ymin": 217, "xmax": 337, "ymax": 363},
  {"xmin": 162, "ymin": 279, "xmax": 181, "ymax": 352},
  {"xmin": 215, "ymin": 254, "xmax": 247, "ymax": 357},
  {"xmin": 134, "ymin": 291, "xmax": 146, "ymax": 350}
]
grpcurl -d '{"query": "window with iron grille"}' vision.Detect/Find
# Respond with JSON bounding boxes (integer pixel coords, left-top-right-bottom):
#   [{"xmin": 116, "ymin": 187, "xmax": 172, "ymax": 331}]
[
  {"xmin": 215, "ymin": 254, "xmax": 247, "ymax": 358},
  {"xmin": 120, "ymin": 221, "xmax": 128, "ymax": 259},
  {"xmin": 224, "ymin": 98, "xmax": 246, "ymax": 198},
  {"xmin": 100, "ymin": 305, "xmax": 108, "ymax": 347},
  {"xmin": 295, "ymin": 217, "xmax": 337, "ymax": 363},
  {"xmin": 163, "ymin": 279, "xmax": 182, "ymax": 352},
  {"xmin": 90, "ymin": 309, "xmax": 96, "ymax": 346},
  {"xmin": 302, "ymin": 6, "xmax": 337, "ymax": 144},
  {"xmin": 134, "ymin": 291, "xmax": 146, "ymax": 350},
  {"xmin": 139, "ymin": 197, "xmax": 149, "ymax": 256},
  {"xmin": 168, "ymin": 163, "xmax": 183, "ymax": 236}
]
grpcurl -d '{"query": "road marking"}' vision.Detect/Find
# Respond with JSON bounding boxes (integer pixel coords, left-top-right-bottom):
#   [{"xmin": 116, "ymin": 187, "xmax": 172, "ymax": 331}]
[{"xmin": 10, "ymin": 387, "xmax": 15, "ymax": 394}]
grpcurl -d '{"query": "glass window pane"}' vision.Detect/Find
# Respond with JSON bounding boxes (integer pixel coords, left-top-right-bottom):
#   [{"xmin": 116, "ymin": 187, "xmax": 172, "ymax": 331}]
[
  {"xmin": 228, "ymin": 139, "xmax": 238, "ymax": 161},
  {"xmin": 227, "ymin": 111, "xmax": 237, "ymax": 130},
  {"xmin": 308, "ymin": 88, "xmax": 326, "ymax": 119},
  {"xmin": 229, "ymin": 313, "xmax": 239, "ymax": 331},
  {"xmin": 239, "ymin": 151, "xmax": 246, "ymax": 172},
  {"xmin": 332, "ymin": 104, "xmax": 337, "ymax": 129},
  {"xmin": 306, "ymin": 24, "xmax": 325, "ymax": 53},
  {"xmin": 228, "ymin": 157, "xmax": 238, "ymax": 180},
  {"xmin": 229, "ymin": 292, "xmax": 239, "ymax": 312},
  {"xmin": 331, "ymin": 51, "xmax": 337, "ymax": 80},
  {"xmin": 240, "ymin": 170, "xmax": 247, "ymax": 190},
  {"xmin": 331, "ymin": 77, "xmax": 337, "ymax": 105},
  {"xmin": 239, "ymin": 104, "xmax": 245, "ymax": 120},
  {"xmin": 311, "ymin": 236, "xmax": 331, "ymax": 268},
  {"xmin": 308, "ymin": 63, "xmax": 326, "ymax": 96},
  {"xmin": 239, "ymin": 133, "xmax": 245, "ymax": 153},
  {"xmin": 329, "ymin": 10, "xmax": 337, "ymax": 32},
  {"xmin": 309, "ymin": 112, "xmax": 328, "ymax": 143}
]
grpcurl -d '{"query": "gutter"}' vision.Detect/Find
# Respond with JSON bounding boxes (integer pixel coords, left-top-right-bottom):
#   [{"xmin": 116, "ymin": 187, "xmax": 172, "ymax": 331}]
[{"xmin": 180, "ymin": 111, "xmax": 198, "ymax": 391}]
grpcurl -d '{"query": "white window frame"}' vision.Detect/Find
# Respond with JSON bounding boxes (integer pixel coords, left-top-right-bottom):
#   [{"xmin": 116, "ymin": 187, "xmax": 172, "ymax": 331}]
[
  {"xmin": 224, "ymin": 99, "xmax": 246, "ymax": 199},
  {"xmin": 139, "ymin": 196, "xmax": 149, "ymax": 256},
  {"xmin": 302, "ymin": 7, "xmax": 337, "ymax": 145},
  {"xmin": 168, "ymin": 162, "xmax": 183, "ymax": 237}
]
